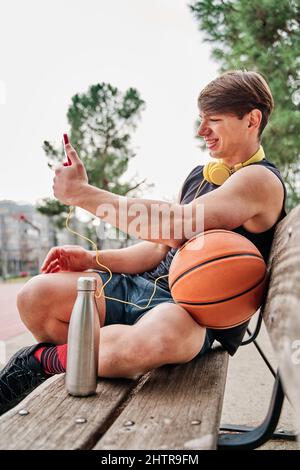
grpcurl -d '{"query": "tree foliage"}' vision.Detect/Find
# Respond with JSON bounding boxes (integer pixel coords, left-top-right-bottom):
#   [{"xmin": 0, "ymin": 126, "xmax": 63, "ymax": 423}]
[
  {"xmin": 190, "ymin": 0, "xmax": 300, "ymax": 209},
  {"xmin": 37, "ymin": 198, "xmax": 70, "ymax": 230}
]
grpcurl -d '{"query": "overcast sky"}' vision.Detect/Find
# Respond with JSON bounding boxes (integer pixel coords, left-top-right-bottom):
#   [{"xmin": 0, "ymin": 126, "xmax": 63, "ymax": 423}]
[{"xmin": 0, "ymin": 0, "xmax": 218, "ymax": 206}]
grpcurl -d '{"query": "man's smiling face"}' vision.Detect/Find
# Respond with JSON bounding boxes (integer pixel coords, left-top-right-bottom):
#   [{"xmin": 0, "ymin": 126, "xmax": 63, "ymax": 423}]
[{"xmin": 197, "ymin": 112, "xmax": 252, "ymax": 160}]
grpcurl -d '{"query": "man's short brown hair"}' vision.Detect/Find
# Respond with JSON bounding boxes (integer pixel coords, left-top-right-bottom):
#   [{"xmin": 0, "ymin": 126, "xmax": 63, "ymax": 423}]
[{"xmin": 198, "ymin": 71, "xmax": 274, "ymax": 137}]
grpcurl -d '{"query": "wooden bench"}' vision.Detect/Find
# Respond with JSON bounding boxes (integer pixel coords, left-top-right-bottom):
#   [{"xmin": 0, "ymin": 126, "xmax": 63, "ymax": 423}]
[{"xmin": 0, "ymin": 206, "xmax": 299, "ymax": 451}]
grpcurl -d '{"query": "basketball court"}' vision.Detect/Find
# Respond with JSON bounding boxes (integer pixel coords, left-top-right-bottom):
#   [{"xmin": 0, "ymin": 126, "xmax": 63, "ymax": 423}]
[{"xmin": 0, "ymin": 281, "xmax": 27, "ymax": 341}]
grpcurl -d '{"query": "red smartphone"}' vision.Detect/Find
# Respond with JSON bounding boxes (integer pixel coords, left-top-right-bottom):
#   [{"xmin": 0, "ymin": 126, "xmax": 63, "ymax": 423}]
[{"xmin": 63, "ymin": 133, "xmax": 72, "ymax": 166}]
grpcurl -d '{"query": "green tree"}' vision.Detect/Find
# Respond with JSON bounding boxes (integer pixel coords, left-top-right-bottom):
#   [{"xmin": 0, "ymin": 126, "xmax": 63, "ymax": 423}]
[
  {"xmin": 190, "ymin": 0, "xmax": 300, "ymax": 210},
  {"xmin": 38, "ymin": 83, "xmax": 150, "ymax": 245},
  {"xmin": 36, "ymin": 199, "xmax": 68, "ymax": 245}
]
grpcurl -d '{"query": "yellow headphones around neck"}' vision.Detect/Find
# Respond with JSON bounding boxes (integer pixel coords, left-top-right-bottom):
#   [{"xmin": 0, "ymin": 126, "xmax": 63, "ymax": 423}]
[{"xmin": 203, "ymin": 146, "xmax": 265, "ymax": 186}]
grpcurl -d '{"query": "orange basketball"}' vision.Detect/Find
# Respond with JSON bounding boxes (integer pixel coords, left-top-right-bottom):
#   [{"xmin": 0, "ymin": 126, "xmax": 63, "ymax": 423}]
[{"xmin": 168, "ymin": 229, "xmax": 267, "ymax": 329}]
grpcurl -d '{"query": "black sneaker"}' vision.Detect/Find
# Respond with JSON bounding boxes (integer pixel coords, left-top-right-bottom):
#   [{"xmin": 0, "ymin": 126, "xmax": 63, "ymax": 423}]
[{"xmin": 0, "ymin": 342, "xmax": 55, "ymax": 416}]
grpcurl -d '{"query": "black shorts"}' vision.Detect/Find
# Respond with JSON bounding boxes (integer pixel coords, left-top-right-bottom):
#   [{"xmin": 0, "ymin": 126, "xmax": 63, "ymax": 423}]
[{"xmin": 93, "ymin": 271, "xmax": 214, "ymax": 357}]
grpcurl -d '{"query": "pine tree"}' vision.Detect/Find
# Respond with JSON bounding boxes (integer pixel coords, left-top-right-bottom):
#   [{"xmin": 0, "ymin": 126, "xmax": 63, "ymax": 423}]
[{"xmin": 190, "ymin": 0, "xmax": 300, "ymax": 209}]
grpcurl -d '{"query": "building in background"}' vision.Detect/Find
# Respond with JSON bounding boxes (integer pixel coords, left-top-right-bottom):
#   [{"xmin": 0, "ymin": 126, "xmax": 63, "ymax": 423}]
[
  {"xmin": 0, "ymin": 200, "xmax": 136, "ymax": 280},
  {"xmin": 0, "ymin": 200, "xmax": 88, "ymax": 279}
]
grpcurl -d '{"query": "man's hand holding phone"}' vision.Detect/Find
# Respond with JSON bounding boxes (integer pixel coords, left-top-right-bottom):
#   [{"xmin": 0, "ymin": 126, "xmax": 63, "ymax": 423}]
[{"xmin": 53, "ymin": 133, "xmax": 89, "ymax": 206}]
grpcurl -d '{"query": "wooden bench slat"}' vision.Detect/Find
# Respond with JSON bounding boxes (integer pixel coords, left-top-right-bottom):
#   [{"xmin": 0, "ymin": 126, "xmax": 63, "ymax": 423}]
[
  {"xmin": 263, "ymin": 205, "xmax": 300, "ymax": 432},
  {"xmin": 94, "ymin": 348, "xmax": 228, "ymax": 450},
  {"xmin": 0, "ymin": 373, "xmax": 140, "ymax": 450}
]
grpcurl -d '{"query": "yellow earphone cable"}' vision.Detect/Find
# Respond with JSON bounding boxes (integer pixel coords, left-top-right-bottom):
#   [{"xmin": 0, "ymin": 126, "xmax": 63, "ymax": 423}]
[
  {"xmin": 193, "ymin": 178, "xmax": 206, "ymax": 200},
  {"xmin": 65, "ymin": 177, "xmax": 206, "ymax": 309},
  {"xmin": 65, "ymin": 208, "xmax": 168, "ymax": 309}
]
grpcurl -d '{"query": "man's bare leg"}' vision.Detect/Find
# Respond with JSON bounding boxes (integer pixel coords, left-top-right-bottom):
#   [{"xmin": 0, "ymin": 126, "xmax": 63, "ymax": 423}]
[
  {"xmin": 17, "ymin": 271, "xmax": 106, "ymax": 344},
  {"xmin": 97, "ymin": 302, "xmax": 206, "ymax": 378},
  {"xmin": 17, "ymin": 274, "xmax": 206, "ymax": 379}
]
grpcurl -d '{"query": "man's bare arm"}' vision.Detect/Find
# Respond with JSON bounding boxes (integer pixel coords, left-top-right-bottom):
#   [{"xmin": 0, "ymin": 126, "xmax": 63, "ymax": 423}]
[
  {"xmin": 90, "ymin": 189, "xmax": 182, "ymax": 275},
  {"xmin": 72, "ymin": 166, "xmax": 282, "ymax": 247},
  {"xmin": 90, "ymin": 241, "xmax": 170, "ymax": 275},
  {"xmin": 54, "ymin": 145, "xmax": 283, "ymax": 248}
]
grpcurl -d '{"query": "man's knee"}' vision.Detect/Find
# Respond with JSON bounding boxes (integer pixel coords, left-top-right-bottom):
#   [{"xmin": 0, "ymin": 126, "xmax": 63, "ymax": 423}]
[
  {"xmin": 17, "ymin": 274, "xmax": 52, "ymax": 326},
  {"xmin": 135, "ymin": 305, "xmax": 206, "ymax": 365},
  {"xmin": 134, "ymin": 328, "xmax": 203, "ymax": 369},
  {"xmin": 160, "ymin": 322, "xmax": 205, "ymax": 364}
]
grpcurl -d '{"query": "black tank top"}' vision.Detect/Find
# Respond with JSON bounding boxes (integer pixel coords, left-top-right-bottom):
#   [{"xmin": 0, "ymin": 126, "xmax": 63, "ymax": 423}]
[{"xmin": 141, "ymin": 159, "xmax": 287, "ymax": 355}]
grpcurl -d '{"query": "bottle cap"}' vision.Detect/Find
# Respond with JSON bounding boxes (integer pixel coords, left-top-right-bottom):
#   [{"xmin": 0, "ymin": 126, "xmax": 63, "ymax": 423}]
[{"xmin": 77, "ymin": 277, "xmax": 97, "ymax": 291}]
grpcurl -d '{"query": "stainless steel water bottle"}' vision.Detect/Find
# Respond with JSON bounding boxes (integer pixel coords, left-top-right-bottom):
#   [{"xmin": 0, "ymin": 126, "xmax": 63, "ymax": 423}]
[{"xmin": 65, "ymin": 276, "xmax": 100, "ymax": 396}]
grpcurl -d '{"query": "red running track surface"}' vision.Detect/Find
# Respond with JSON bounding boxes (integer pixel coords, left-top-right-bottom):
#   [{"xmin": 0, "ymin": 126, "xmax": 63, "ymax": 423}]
[{"xmin": 0, "ymin": 282, "xmax": 27, "ymax": 341}]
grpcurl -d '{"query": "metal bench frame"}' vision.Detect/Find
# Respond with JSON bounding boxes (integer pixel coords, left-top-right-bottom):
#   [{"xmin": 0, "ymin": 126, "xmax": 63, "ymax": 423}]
[{"xmin": 218, "ymin": 313, "xmax": 298, "ymax": 449}]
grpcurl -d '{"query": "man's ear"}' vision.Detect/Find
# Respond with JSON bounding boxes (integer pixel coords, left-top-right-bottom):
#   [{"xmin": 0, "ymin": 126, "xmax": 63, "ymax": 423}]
[{"xmin": 248, "ymin": 109, "xmax": 262, "ymax": 131}]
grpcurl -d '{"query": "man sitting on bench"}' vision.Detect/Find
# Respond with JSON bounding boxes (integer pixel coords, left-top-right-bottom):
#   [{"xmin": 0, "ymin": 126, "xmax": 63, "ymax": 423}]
[{"xmin": 0, "ymin": 71, "xmax": 286, "ymax": 416}]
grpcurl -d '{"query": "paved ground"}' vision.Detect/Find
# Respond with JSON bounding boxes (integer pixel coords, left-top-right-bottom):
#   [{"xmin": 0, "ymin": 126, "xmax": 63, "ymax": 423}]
[
  {"xmin": 0, "ymin": 282, "xmax": 27, "ymax": 341},
  {"xmin": 0, "ymin": 281, "xmax": 298, "ymax": 450},
  {"xmin": 221, "ymin": 313, "xmax": 299, "ymax": 450}
]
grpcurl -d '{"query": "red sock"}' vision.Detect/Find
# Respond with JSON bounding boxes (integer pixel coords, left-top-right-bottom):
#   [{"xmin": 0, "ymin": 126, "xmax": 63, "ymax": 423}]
[
  {"xmin": 34, "ymin": 346, "xmax": 45, "ymax": 363},
  {"xmin": 34, "ymin": 344, "xmax": 67, "ymax": 375}
]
